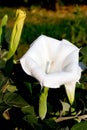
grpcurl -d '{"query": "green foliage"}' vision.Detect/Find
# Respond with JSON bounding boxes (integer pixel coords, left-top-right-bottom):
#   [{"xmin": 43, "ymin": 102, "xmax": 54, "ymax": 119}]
[
  {"xmin": 80, "ymin": 46, "xmax": 87, "ymax": 56},
  {"xmin": 0, "ymin": 15, "xmax": 8, "ymax": 45},
  {"xmin": 70, "ymin": 6, "xmax": 87, "ymax": 47},
  {"xmin": 71, "ymin": 121, "xmax": 87, "ymax": 130},
  {"xmin": 6, "ymin": 9, "xmax": 26, "ymax": 60},
  {"xmin": 21, "ymin": 8, "xmax": 87, "ymax": 48},
  {"xmin": 0, "ymin": 10, "xmax": 33, "ymax": 129},
  {"xmin": 0, "ymin": 7, "xmax": 87, "ymax": 130},
  {"xmin": 22, "ymin": 106, "xmax": 38, "ymax": 129},
  {"xmin": 21, "ymin": 20, "xmax": 71, "ymax": 44},
  {"xmin": 80, "ymin": 46, "xmax": 87, "ymax": 65}
]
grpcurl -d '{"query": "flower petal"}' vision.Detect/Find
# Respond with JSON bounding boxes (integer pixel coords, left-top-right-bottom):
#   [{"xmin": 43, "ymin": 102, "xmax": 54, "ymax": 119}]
[
  {"xmin": 20, "ymin": 55, "xmax": 46, "ymax": 86},
  {"xmin": 20, "ymin": 35, "xmax": 81, "ymax": 89},
  {"xmin": 65, "ymin": 82, "xmax": 76, "ymax": 104},
  {"xmin": 42, "ymin": 50, "xmax": 81, "ymax": 88}
]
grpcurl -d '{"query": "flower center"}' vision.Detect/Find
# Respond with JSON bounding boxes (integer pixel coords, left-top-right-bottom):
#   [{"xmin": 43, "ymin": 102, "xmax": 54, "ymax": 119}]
[{"xmin": 46, "ymin": 61, "xmax": 55, "ymax": 74}]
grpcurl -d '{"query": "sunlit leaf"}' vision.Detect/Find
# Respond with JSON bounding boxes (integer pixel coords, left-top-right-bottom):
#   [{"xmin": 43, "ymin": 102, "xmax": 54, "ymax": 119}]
[{"xmin": 6, "ymin": 84, "xmax": 18, "ymax": 92}]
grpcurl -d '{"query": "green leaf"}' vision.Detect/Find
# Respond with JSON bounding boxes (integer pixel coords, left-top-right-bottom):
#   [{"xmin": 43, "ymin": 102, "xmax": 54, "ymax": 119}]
[
  {"xmin": 6, "ymin": 85, "xmax": 18, "ymax": 92},
  {"xmin": 23, "ymin": 115, "xmax": 38, "ymax": 128},
  {"xmin": 21, "ymin": 106, "xmax": 35, "ymax": 115},
  {"xmin": 71, "ymin": 121, "xmax": 87, "ymax": 130},
  {"xmin": 22, "ymin": 106, "xmax": 38, "ymax": 128},
  {"xmin": 4, "ymin": 92, "xmax": 28, "ymax": 107}
]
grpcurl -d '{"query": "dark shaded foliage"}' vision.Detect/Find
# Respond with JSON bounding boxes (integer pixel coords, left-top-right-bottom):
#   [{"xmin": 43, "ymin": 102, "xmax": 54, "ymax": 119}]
[
  {"xmin": 0, "ymin": 0, "xmax": 24, "ymax": 7},
  {"xmin": 0, "ymin": 0, "xmax": 87, "ymax": 10},
  {"xmin": 0, "ymin": 6, "xmax": 87, "ymax": 130},
  {"xmin": 61, "ymin": 0, "xmax": 87, "ymax": 5}
]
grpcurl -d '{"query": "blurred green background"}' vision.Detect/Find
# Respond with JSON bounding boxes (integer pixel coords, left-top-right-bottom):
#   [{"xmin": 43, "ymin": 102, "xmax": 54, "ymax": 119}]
[
  {"xmin": 0, "ymin": 1, "xmax": 87, "ymax": 130},
  {"xmin": 0, "ymin": 1, "xmax": 87, "ymax": 50}
]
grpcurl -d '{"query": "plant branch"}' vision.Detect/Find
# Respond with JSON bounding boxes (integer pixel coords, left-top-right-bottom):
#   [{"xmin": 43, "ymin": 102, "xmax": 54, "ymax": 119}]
[{"xmin": 55, "ymin": 111, "xmax": 87, "ymax": 123}]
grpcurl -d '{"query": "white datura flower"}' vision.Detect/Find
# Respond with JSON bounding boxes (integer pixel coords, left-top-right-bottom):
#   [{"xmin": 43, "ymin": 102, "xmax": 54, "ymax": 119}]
[{"xmin": 20, "ymin": 35, "xmax": 82, "ymax": 104}]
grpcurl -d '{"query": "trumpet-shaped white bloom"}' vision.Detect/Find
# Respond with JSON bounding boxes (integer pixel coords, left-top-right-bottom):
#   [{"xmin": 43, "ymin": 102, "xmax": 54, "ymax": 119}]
[{"xmin": 20, "ymin": 35, "xmax": 82, "ymax": 104}]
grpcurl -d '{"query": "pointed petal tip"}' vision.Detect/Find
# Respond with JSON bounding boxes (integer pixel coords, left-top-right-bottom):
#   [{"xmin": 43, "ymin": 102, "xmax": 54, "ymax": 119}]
[{"xmin": 65, "ymin": 82, "xmax": 76, "ymax": 105}]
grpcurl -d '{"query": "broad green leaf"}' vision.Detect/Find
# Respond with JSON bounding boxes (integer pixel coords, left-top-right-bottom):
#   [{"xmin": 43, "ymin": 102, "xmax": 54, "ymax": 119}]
[
  {"xmin": 21, "ymin": 106, "xmax": 35, "ymax": 115},
  {"xmin": 6, "ymin": 9, "xmax": 26, "ymax": 60},
  {"xmin": 4, "ymin": 92, "xmax": 28, "ymax": 107},
  {"xmin": 71, "ymin": 121, "xmax": 87, "ymax": 130},
  {"xmin": 22, "ymin": 106, "xmax": 38, "ymax": 128},
  {"xmin": 23, "ymin": 115, "xmax": 38, "ymax": 128}
]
